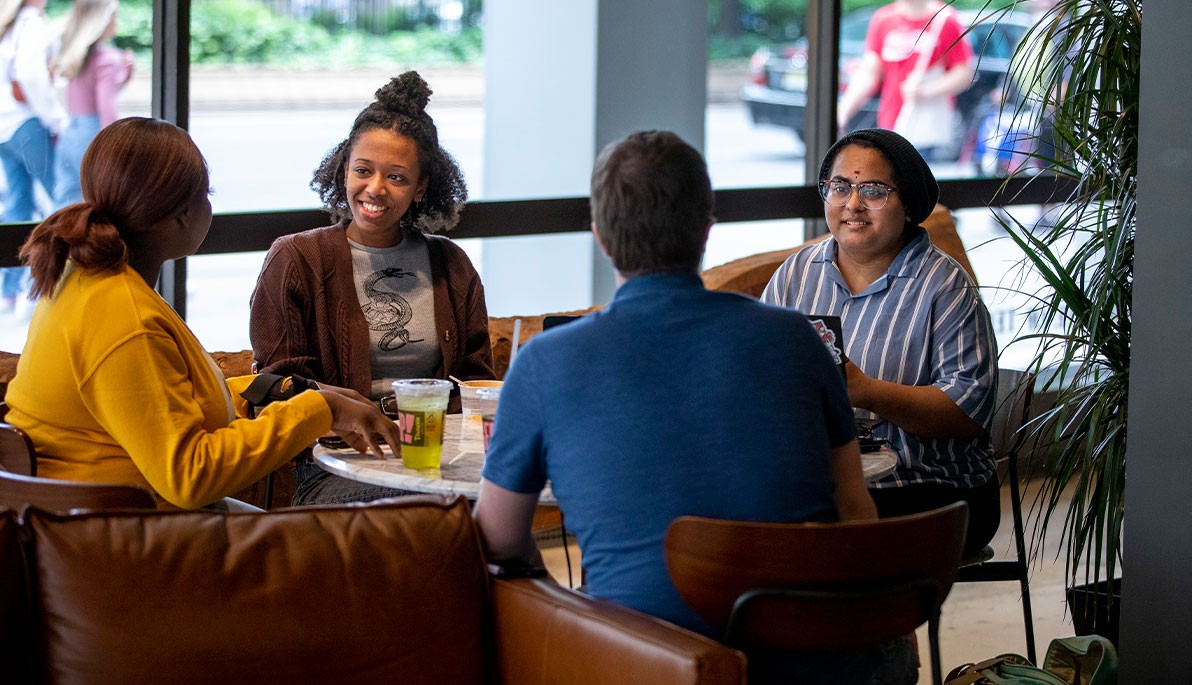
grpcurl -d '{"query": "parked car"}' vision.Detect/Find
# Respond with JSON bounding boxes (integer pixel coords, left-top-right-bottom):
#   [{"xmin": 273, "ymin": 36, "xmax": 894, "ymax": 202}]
[{"xmin": 741, "ymin": 8, "xmax": 1035, "ymax": 163}]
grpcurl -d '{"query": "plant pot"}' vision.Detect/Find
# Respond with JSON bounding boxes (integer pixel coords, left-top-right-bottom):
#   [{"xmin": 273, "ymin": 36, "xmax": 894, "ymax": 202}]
[{"xmin": 1066, "ymin": 578, "xmax": 1121, "ymax": 648}]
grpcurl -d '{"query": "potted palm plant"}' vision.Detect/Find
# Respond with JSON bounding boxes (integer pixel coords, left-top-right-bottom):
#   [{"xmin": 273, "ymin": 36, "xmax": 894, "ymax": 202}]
[{"xmin": 982, "ymin": 0, "xmax": 1141, "ymax": 645}]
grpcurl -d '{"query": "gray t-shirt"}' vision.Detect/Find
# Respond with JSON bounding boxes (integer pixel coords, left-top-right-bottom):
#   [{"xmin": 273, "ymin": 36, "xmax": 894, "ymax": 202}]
[{"xmin": 348, "ymin": 233, "xmax": 441, "ymax": 399}]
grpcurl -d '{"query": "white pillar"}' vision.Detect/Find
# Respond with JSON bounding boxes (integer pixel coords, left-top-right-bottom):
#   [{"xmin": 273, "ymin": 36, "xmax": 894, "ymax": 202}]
[{"xmin": 482, "ymin": 0, "xmax": 707, "ymax": 315}]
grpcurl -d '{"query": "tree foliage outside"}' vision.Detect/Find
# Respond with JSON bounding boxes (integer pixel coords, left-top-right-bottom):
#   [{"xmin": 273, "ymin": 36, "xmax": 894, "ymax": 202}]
[
  {"xmin": 42, "ymin": 0, "xmax": 1030, "ymax": 66},
  {"xmin": 46, "ymin": 0, "xmax": 480, "ymax": 68}
]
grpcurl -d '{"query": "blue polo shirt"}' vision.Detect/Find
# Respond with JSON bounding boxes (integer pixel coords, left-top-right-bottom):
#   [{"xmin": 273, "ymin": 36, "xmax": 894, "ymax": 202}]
[
  {"xmin": 761, "ymin": 228, "xmax": 997, "ymax": 489},
  {"xmin": 482, "ymin": 273, "xmax": 856, "ymax": 636}
]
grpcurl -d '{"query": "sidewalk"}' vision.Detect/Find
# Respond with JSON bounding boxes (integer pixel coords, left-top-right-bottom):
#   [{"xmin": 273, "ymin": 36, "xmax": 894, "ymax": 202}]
[{"xmin": 117, "ymin": 63, "xmax": 751, "ymax": 112}]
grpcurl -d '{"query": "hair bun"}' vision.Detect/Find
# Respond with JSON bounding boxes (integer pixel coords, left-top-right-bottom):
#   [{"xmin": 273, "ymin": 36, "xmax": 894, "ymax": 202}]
[{"xmin": 375, "ymin": 71, "xmax": 432, "ymax": 117}]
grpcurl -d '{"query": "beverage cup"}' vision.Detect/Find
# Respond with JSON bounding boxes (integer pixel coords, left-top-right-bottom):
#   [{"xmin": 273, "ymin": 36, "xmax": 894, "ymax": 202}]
[
  {"xmin": 459, "ymin": 380, "xmax": 504, "ymax": 417},
  {"xmin": 475, "ymin": 386, "xmax": 502, "ymax": 453},
  {"xmin": 459, "ymin": 379, "xmax": 503, "ymax": 439},
  {"xmin": 391, "ymin": 379, "xmax": 453, "ymax": 469}
]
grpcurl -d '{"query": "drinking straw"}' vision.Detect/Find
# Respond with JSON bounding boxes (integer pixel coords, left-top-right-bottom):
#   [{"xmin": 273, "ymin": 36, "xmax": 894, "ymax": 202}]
[{"xmin": 510, "ymin": 318, "xmax": 522, "ymax": 365}]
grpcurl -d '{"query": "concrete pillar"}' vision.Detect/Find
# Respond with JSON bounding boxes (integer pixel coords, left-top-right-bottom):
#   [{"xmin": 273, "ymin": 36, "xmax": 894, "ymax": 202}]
[
  {"xmin": 482, "ymin": 0, "xmax": 707, "ymax": 316},
  {"xmin": 1121, "ymin": 1, "xmax": 1192, "ymax": 680}
]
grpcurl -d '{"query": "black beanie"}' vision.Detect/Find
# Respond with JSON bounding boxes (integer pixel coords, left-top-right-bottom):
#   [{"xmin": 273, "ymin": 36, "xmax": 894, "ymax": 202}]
[{"xmin": 817, "ymin": 128, "xmax": 939, "ymax": 227}]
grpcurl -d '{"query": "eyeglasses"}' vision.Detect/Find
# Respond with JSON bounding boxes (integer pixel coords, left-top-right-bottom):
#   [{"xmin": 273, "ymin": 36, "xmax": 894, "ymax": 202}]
[{"xmin": 818, "ymin": 180, "xmax": 899, "ymax": 210}]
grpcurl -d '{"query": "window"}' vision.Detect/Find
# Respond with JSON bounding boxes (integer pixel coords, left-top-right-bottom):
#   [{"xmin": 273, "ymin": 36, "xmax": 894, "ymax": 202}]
[
  {"xmin": 0, "ymin": 0, "xmax": 1048, "ymax": 361},
  {"xmin": 706, "ymin": 0, "xmax": 1052, "ymax": 358}
]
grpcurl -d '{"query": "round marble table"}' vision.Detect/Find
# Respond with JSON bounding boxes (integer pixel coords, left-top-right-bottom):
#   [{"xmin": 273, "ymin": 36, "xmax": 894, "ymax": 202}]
[
  {"xmin": 313, "ymin": 415, "xmax": 898, "ymax": 504},
  {"xmin": 314, "ymin": 414, "xmax": 557, "ymax": 504}
]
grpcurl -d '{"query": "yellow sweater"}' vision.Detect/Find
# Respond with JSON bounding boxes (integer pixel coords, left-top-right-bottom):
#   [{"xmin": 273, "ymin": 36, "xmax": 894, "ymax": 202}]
[{"xmin": 6, "ymin": 263, "xmax": 332, "ymax": 508}]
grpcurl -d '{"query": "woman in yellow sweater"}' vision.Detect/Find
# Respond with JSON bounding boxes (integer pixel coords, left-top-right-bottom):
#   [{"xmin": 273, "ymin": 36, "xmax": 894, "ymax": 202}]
[{"xmin": 5, "ymin": 117, "xmax": 400, "ymax": 509}]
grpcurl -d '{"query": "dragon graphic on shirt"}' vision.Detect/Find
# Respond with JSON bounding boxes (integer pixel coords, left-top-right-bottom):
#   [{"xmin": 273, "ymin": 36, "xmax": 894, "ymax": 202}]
[{"xmin": 362, "ymin": 267, "xmax": 424, "ymax": 350}]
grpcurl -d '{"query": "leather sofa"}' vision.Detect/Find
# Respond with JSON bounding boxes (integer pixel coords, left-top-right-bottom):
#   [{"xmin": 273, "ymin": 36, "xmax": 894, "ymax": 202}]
[{"xmin": 0, "ymin": 494, "xmax": 744, "ymax": 685}]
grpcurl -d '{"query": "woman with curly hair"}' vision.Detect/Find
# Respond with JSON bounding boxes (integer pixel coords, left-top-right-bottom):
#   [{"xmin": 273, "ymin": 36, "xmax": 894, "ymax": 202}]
[
  {"xmin": 5, "ymin": 118, "xmax": 402, "ymax": 510},
  {"xmin": 250, "ymin": 71, "xmax": 495, "ymax": 506}
]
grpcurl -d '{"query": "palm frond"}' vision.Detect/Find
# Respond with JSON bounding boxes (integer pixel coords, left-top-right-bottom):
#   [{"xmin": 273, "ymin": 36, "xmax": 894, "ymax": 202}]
[{"xmin": 985, "ymin": 0, "xmax": 1139, "ymax": 595}]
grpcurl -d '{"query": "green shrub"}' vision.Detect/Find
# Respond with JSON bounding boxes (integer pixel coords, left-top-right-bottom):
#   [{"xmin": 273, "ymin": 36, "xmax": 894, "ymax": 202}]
[
  {"xmin": 383, "ymin": 26, "xmax": 483, "ymax": 65},
  {"xmin": 91, "ymin": 0, "xmax": 479, "ymax": 68},
  {"xmin": 709, "ymin": 34, "xmax": 770, "ymax": 61},
  {"xmin": 112, "ymin": 1, "xmax": 151, "ymax": 53}
]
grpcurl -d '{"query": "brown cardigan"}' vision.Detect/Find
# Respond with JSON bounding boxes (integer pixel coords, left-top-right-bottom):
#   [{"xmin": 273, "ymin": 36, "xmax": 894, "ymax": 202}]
[{"xmin": 249, "ymin": 224, "xmax": 495, "ymax": 411}]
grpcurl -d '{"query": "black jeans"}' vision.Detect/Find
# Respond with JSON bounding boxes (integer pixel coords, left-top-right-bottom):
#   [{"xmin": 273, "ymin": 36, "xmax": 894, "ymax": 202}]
[
  {"xmin": 292, "ymin": 459, "xmax": 417, "ymax": 506},
  {"xmin": 745, "ymin": 636, "xmax": 915, "ymax": 685},
  {"xmin": 868, "ymin": 476, "xmax": 1002, "ymax": 559}
]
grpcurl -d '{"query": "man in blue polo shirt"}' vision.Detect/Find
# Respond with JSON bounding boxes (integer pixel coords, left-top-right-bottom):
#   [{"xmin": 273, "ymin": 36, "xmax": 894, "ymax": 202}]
[{"xmin": 474, "ymin": 131, "xmax": 876, "ymax": 644}]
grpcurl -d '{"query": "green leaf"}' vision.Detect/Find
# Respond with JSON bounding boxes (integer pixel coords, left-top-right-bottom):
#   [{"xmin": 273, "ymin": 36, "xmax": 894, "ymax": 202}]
[{"xmin": 984, "ymin": 0, "xmax": 1138, "ymax": 593}]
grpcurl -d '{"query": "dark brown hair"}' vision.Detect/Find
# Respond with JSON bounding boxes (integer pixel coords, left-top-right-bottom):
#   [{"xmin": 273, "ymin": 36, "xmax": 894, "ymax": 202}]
[
  {"xmin": 19, "ymin": 117, "xmax": 209, "ymax": 298},
  {"xmin": 311, "ymin": 71, "xmax": 467, "ymax": 234},
  {"xmin": 590, "ymin": 130, "xmax": 714, "ymax": 277}
]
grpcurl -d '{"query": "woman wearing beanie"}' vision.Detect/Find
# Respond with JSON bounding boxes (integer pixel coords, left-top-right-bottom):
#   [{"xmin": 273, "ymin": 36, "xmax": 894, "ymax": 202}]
[
  {"xmin": 762, "ymin": 128, "xmax": 999, "ymax": 559},
  {"xmin": 249, "ymin": 71, "xmax": 495, "ymax": 506}
]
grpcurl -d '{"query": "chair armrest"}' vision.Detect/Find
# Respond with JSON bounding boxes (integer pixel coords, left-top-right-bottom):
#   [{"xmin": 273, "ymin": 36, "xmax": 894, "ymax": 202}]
[{"xmin": 490, "ymin": 578, "xmax": 745, "ymax": 685}]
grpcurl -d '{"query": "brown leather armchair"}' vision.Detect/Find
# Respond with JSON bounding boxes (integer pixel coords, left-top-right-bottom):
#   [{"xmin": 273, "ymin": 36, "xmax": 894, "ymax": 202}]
[{"xmin": 0, "ymin": 495, "xmax": 744, "ymax": 685}]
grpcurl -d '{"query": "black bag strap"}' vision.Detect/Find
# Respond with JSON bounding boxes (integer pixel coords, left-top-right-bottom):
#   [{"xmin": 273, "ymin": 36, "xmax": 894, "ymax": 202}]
[
  {"xmin": 945, "ymin": 654, "xmax": 1035, "ymax": 685},
  {"xmin": 240, "ymin": 373, "xmax": 315, "ymax": 409}
]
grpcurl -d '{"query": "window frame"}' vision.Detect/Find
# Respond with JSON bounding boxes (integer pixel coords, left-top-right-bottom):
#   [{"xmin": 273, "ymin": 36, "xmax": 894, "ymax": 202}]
[{"xmin": 0, "ymin": 0, "xmax": 1067, "ymax": 314}]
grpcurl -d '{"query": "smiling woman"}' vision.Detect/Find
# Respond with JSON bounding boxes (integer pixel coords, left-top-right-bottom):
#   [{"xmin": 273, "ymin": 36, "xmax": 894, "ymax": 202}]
[
  {"xmin": 248, "ymin": 70, "xmax": 496, "ymax": 507},
  {"xmin": 761, "ymin": 128, "xmax": 1000, "ymax": 561},
  {"xmin": 821, "ymin": 144, "xmax": 911, "ymax": 292},
  {"xmin": 343, "ymin": 129, "xmax": 427, "ymax": 247}
]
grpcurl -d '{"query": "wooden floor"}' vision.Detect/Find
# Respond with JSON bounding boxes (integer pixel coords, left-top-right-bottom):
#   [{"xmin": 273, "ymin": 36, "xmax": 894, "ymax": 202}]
[{"xmin": 539, "ymin": 480, "xmax": 1078, "ymax": 683}]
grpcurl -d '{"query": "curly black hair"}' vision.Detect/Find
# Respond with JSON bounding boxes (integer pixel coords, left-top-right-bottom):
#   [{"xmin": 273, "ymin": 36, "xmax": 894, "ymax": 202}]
[{"xmin": 311, "ymin": 71, "xmax": 467, "ymax": 234}]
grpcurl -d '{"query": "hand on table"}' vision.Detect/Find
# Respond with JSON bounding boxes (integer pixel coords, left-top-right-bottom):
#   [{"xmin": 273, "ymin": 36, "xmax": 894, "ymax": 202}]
[{"xmin": 316, "ymin": 385, "xmax": 402, "ymax": 459}]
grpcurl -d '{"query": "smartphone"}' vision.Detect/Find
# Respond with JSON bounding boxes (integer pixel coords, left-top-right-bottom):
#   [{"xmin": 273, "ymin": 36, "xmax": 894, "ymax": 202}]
[{"xmin": 317, "ymin": 435, "xmax": 387, "ymax": 450}]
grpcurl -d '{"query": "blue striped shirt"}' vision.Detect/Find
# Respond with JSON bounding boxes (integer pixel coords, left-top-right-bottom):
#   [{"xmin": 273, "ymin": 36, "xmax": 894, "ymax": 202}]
[{"xmin": 761, "ymin": 228, "xmax": 997, "ymax": 489}]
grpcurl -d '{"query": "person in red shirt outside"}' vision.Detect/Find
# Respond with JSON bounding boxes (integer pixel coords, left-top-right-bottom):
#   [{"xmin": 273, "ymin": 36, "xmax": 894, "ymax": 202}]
[{"xmin": 837, "ymin": 0, "xmax": 975, "ymax": 160}]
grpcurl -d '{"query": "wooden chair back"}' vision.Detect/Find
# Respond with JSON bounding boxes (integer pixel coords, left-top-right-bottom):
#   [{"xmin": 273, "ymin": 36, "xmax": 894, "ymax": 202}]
[
  {"xmin": 0, "ymin": 470, "xmax": 155, "ymax": 514},
  {"xmin": 665, "ymin": 503, "xmax": 968, "ymax": 684},
  {"xmin": 0, "ymin": 422, "xmax": 36, "ymax": 477}
]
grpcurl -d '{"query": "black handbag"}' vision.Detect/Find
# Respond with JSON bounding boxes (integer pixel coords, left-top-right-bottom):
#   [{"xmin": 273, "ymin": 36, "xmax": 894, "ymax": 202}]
[{"xmin": 239, "ymin": 373, "xmax": 317, "ymax": 416}]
